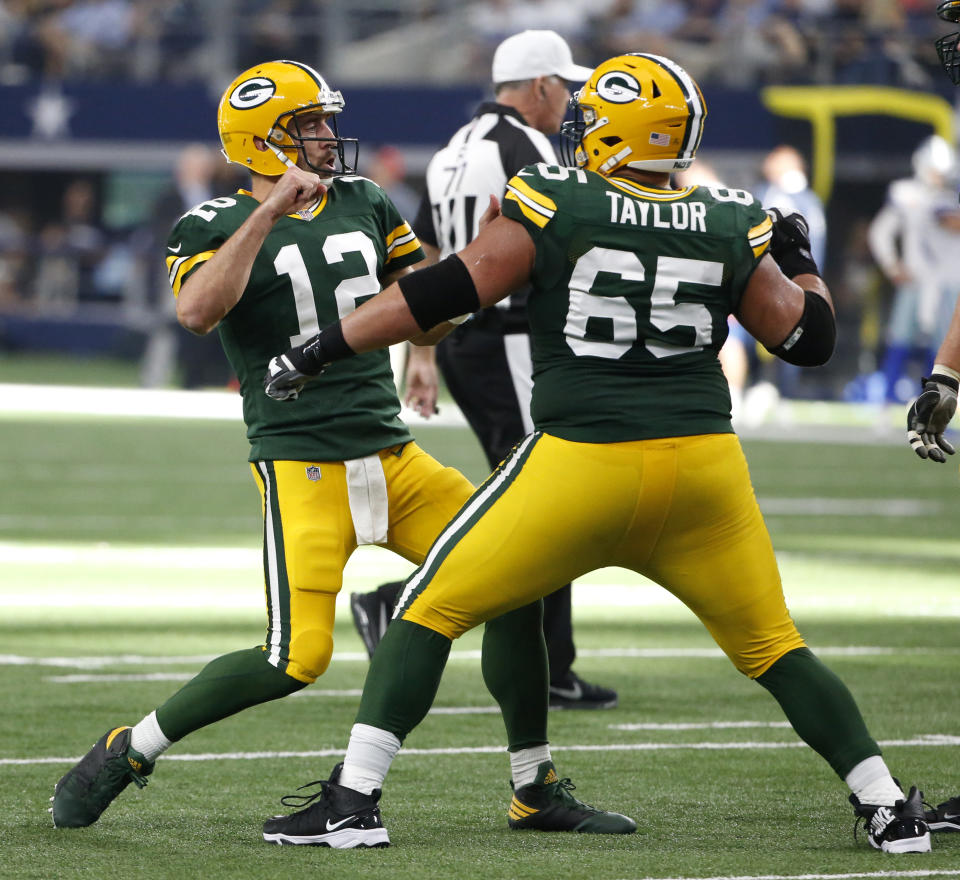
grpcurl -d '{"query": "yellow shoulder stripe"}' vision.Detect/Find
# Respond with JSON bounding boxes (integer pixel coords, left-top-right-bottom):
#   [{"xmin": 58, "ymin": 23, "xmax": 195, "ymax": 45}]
[
  {"xmin": 505, "ymin": 191, "xmax": 550, "ymax": 229},
  {"xmin": 386, "ymin": 222, "xmax": 414, "ymax": 247},
  {"xmin": 747, "ymin": 215, "xmax": 773, "ymax": 259},
  {"xmin": 167, "ymin": 250, "xmax": 215, "ymax": 296},
  {"xmin": 507, "ymin": 176, "xmax": 557, "ymax": 213},
  {"xmin": 747, "ymin": 215, "xmax": 773, "ymax": 239},
  {"xmin": 387, "ymin": 238, "xmax": 422, "ymax": 261}
]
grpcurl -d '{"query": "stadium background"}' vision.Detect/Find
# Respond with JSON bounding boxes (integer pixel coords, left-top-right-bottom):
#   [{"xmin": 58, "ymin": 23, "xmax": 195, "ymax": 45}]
[
  {"xmin": 1, "ymin": 3, "xmax": 959, "ymax": 879},
  {"xmin": 1, "ymin": 0, "xmax": 959, "ymax": 401}
]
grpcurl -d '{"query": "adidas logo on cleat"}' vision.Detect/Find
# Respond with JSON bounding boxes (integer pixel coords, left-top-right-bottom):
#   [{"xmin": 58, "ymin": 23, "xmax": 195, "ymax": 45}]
[{"xmin": 506, "ymin": 761, "xmax": 636, "ymax": 834}]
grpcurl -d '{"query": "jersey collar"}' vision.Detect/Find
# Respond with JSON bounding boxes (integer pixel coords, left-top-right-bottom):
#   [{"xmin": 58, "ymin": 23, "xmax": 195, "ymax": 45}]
[
  {"xmin": 476, "ymin": 101, "xmax": 527, "ymax": 125},
  {"xmin": 237, "ymin": 187, "xmax": 329, "ymax": 219},
  {"xmin": 608, "ymin": 176, "xmax": 695, "ymax": 201}
]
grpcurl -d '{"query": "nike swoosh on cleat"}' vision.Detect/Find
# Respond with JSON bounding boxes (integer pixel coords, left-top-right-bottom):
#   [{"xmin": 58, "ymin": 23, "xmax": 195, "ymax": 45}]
[
  {"xmin": 325, "ymin": 815, "xmax": 357, "ymax": 831},
  {"xmin": 168, "ymin": 243, "xmax": 182, "ymax": 253},
  {"xmin": 550, "ymin": 682, "xmax": 583, "ymax": 700}
]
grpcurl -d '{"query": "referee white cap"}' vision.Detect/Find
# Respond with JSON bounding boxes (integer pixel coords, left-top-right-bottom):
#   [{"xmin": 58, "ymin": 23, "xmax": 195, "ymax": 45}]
[{"xmin": 492, "ymin": 30, "xmax": 593, "ymax": 85}]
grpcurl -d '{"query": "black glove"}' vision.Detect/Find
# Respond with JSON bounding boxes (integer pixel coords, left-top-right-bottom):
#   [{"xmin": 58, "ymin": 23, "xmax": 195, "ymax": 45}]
[
  {"xmin": 263, "ymin": 334, "xmax": 329, "ymax": 402},
  {"xmin": 766, "ymin": 208, "xmax": 821, "ymax": 278},
  {"xmin": 906, "ymin": 372, "xmax": 958, "ymax": 462}
]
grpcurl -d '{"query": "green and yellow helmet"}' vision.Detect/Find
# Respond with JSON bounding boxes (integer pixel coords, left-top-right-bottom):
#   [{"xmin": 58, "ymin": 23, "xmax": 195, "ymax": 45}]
[
  {"xmin": 561, "ymin": 53, "xmax": 706, "ymax": 175},
  {"xmin": 217, "ymin": 59, "xmax": 358, "ymax": 176}
]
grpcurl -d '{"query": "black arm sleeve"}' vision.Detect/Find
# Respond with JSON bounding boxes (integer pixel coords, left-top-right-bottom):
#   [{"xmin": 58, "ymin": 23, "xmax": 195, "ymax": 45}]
[
  {"xmin": 765, "ymin": 290, "xmax": 836, "ymax": 367},
  {"xmin": 398, "ymin": 254, "xmax": 481, "ymax": 332}
]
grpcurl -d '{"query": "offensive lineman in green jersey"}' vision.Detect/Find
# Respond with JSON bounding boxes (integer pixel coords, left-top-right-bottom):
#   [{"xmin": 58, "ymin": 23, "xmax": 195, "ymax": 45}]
[
  {"xmin": 261, "ymin": 54, "xmax": 933, "ymax": 853},
  {"xmin": 51, "ymin": 60, "xmax": 635, "ymax": 842}
]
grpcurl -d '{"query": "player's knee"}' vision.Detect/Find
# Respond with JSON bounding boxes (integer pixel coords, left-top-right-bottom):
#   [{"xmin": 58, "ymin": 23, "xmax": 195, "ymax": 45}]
[
  {"xmin": 732, "ymin": 635, "xmax": 808, "ymax": 679},
  {"xmin": 285, "ymin": 628, "xmax": 335, "ymax": 683}
]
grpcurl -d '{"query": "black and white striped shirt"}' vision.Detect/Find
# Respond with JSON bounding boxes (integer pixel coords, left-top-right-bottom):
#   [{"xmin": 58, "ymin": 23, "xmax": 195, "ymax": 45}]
[{"xmin": 413, "ymin": 102, "xmax": 557, "ymax": 332}]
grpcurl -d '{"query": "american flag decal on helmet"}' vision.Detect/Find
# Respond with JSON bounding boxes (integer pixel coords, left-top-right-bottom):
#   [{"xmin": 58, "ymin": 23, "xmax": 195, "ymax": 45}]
[{"xmin": 649, "ymin": 132, "xmax": 671, "ymax": 146}]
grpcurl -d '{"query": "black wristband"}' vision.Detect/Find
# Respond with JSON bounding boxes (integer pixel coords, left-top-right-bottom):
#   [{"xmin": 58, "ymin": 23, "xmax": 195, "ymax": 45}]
[
  {"xmin": 926, "ymin": 373, "xmax": 960, "ymax": 392},
  {"xmin": 290, "ymin": 322, "xmax": 355, "ymax": 375},
  {"xmin": 398, "ymin": 254, "xmax": 481, "ymax": 332}
]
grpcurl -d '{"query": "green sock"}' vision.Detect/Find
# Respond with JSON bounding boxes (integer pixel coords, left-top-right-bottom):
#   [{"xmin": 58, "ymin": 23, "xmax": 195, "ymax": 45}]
[
  {"xmin": 481, "ymin": 600, "xmax": 549, "ymax": 751},
  {"xmin": 155, "ymin": 647, "xmax": 305, "ymax": 741},
  {"xmin": 355, "ymin": 619, "xmax": 452, "ymax": 739},
  {"xmin": 756, "ymin": 647, "xmax": 880, "ymax": 778}
]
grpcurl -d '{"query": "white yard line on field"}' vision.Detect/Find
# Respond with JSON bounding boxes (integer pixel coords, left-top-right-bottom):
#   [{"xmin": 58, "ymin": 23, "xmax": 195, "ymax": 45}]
[
  {"xmin": 619, "ymin": 872, "xmax": 960, "ymax": 880},
  {"xmin": 0, "ymin": 383, "xmax": 466, "ymax": 427},
  {"xmin": 610, "ymin": 721, "xmax": 793, "ymax": 731},
  {"xmin": 6, "ymin": 735, "xmax": 960, "ymax": 767},
  {"xmin": 11, "ymin": 644, "xmax": 954, "ymax": 674}
]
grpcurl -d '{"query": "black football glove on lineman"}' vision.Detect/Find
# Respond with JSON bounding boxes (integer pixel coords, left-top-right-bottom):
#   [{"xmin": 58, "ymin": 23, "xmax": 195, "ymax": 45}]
[
  {"xmin": 765, "ymin": 208, "xmax": 820, "ymax": 278},
  {"xmin": 263, "ymin": 334, "xmax": 329, "ymax": 402},
  {"xmin": 907, "ymin": 373, "xmax": 958, "ymax": 462}
]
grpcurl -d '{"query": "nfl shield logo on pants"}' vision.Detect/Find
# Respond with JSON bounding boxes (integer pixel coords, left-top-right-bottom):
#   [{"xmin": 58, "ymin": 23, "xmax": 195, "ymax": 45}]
[{"xmin": 305, "ymin": 465, "xmax": 321, "ymax": 482}]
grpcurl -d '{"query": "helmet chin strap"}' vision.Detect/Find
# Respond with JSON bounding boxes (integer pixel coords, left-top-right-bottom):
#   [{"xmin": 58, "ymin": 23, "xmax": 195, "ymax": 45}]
[
  {"xmin": 269, "ymin": 143, "xmax": 298, "ymax": 170},
  {"xmin": 264, "ymin": 142, "xmax": 326, "ymax": 221}
]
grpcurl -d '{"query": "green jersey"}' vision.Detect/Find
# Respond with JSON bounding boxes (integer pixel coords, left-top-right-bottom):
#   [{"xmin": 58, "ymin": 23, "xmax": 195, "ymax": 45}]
[
  {"xmin": 166, "ymin": 176, "xmax": 423, "ymax": 461},
  {"xmin": 501, "ymin": 164, "xmax": 773, "ymax": 442}
]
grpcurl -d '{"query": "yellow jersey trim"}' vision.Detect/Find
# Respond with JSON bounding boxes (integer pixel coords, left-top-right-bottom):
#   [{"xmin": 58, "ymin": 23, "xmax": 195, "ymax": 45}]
[
  {"xmin": 167, "ymin": 250, "xmax": 215, "ymax": 296},
  {"xmin": 385, "ymin": 223, "xmax": 421, "ymax": 262},
  {"xmin": 505, "ymin": 191, "xmax": 550, "ymax": 228},
  {"xmin": 608, "ymin": 178, "xmax": 695, "ymax": 201},
  {"xmin": 236, "ymin": 187, "xmax": 328, "ymax": 219},
  {"xmin": 505, "ymin": 177, "xmax": 556, "ymax": 229},
  {"xmin": 507, "ymin": 177, "xmax": 557, "ymax": 214},
  {"xmin": 747, "ymin": 215, "xmax": 773, "ymax": 258}
]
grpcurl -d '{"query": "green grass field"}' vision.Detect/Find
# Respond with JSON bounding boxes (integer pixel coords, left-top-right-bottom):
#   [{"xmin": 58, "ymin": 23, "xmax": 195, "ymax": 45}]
[{"xmin": 0, "ymin": 388, "xmax": 958, "ymax": 880}]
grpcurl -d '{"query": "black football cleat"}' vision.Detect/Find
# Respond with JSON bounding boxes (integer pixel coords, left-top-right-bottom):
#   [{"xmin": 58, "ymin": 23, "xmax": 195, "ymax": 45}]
[
  {"xmin": 263, "ymin": 763, "xmax": 389, "ymax": 848},
  {"xmin": 850, "ymin": 785, "xmax": 932, "ymax": 853}
]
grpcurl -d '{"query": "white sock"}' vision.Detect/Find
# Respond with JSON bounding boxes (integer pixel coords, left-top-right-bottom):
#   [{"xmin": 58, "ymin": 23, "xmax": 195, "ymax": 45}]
[
  {"xmin": 339, "ymin": 723, "xmax": 401, "ymax": 795},
  {"xmin": 129, "ymin": 711, "xmax": 172, "ymax": 762},
  {"xmin": 845, "ymin": 755, "xmax": 904, "ymax": 806},
  {"xmin": 509, "ymin": 744, "xmax": 552, "ymax": 787}
]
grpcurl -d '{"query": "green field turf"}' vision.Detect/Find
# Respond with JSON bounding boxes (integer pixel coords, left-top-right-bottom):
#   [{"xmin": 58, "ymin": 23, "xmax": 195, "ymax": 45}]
[{"xmin": 0, "ymin": 404, "xmax": 958, "ymax": 879}]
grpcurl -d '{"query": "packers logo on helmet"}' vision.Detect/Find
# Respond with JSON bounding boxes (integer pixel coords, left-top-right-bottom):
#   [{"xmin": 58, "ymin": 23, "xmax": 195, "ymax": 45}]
[
  {"xmin": 227, "ymin": 77, "xmax": 277, "ymax": 110},
  {"xmin": 561, "ymin": 54, "xmax": 707, "ymax": 175},
  {"xmin": 595, "ymin": 71, "xmax": 641, "ymax": 104},
  {"xmin": 217, "ymin": 59, "xmax": 358, "ymax": 177}
]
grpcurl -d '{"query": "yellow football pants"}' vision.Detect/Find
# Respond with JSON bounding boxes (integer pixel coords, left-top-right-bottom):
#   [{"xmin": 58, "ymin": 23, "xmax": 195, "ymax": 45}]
[
  {"xmin": 250, "ymin": 442, "xmax": 473, "ymax": 683},
  {"xmin": 400, "ymin": 431, "xmax": 806, "ymax": 679}
]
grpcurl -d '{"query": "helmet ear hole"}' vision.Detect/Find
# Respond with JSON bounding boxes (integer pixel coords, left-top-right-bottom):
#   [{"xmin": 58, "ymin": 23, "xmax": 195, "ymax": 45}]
[{"xmin": 600, "ymin": 136, "xmax": 622, "ymax": 146}]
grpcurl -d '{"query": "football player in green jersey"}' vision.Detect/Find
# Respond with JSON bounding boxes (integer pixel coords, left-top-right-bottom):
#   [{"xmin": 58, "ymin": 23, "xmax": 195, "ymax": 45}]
[
  {"xmin": 51, "ymin": 59, "xmax": 634, "ymax": 841},
  {"xmin": 262, "ymin": 54, "xmax": 933, "ymax": 853}
]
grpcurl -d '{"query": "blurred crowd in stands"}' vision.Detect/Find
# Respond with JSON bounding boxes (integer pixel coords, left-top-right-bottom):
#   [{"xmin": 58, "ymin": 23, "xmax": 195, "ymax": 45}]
[
  {"xmin": 1, "ymin": 0, "xmax": 959, "ymax": 409},
  {"xmin": 0, "ymin": 0, "xmax": 953, "ymax": 89}
]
